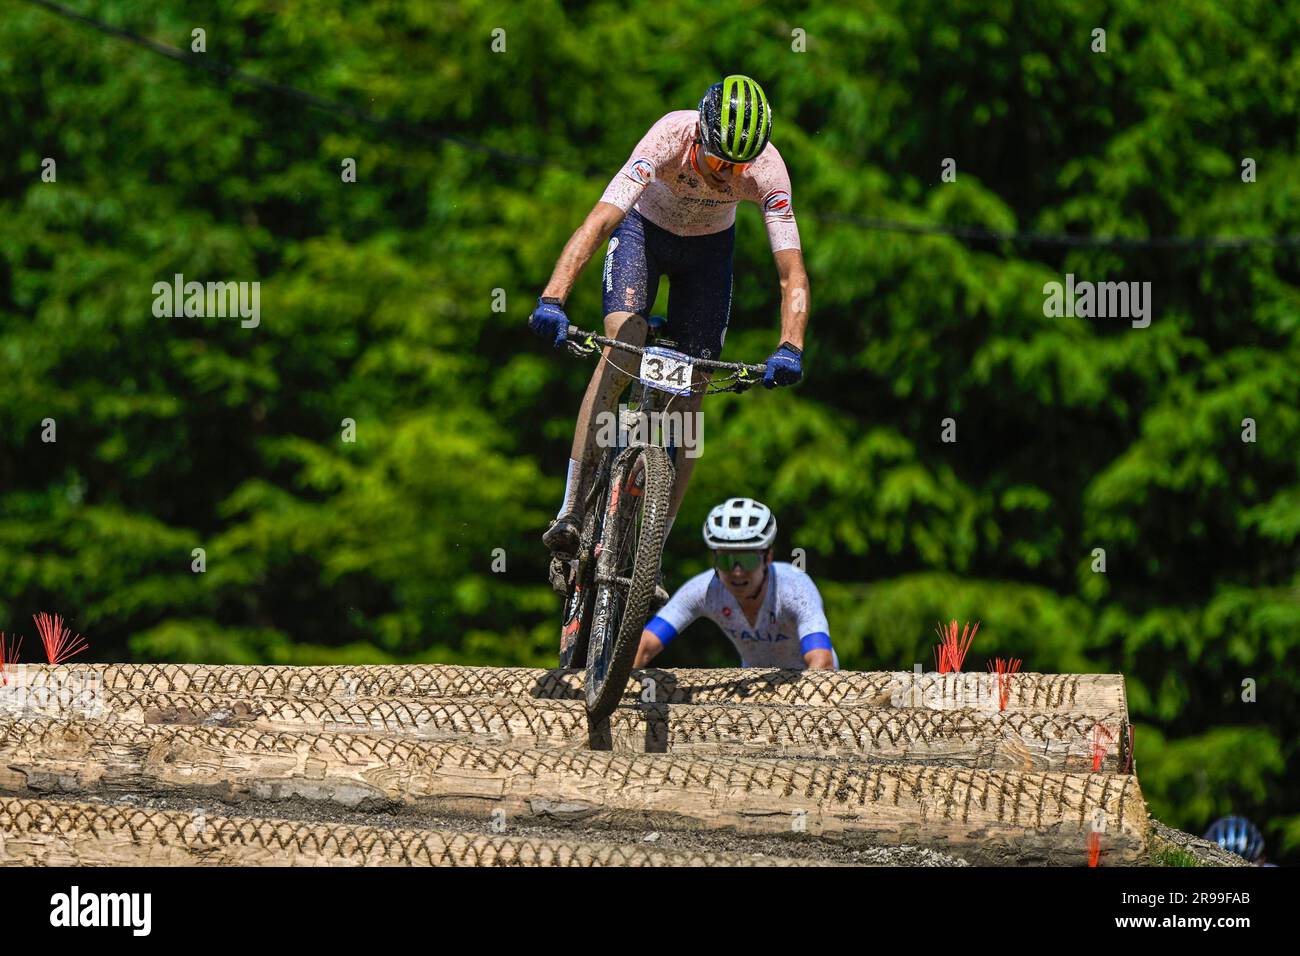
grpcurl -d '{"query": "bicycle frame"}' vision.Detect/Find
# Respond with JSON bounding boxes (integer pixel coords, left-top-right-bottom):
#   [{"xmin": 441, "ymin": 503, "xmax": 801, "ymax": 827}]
[{"xmin": 555, "ymin": 322, "xmax": 769, "ymax": 707}]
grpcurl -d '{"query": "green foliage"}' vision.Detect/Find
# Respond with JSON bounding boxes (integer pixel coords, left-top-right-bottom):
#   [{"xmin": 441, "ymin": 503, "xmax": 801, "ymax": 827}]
[
  {"xmin": 1148, "ymin": 845, "xmax": 1206, "ymax": 868},
  {"xmin": 1135, "ymin": 724, "xmax": 1285, "ymax": 831},
  {"xmin": 0, "ymin": 0, "xmax": 1296, "ymax": 860}
]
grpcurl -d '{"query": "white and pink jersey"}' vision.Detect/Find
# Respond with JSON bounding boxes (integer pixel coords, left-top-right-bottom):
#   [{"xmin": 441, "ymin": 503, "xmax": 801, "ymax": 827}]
[{"xmin": 599, "ymin": 110, "xmax": 801, "ymax": 253}]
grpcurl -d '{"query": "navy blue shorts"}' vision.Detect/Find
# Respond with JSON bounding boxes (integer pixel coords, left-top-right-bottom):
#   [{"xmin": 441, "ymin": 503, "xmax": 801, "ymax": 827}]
[{"xmin": 601, "ymin": 209, "xmax": 735, "ymax": 360}]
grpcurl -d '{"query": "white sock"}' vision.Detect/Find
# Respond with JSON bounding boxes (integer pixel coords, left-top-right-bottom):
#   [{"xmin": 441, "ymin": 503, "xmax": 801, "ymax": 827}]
[{"xmin": 555, "ymin": 458, "xmax": 583, "ymax": 520}]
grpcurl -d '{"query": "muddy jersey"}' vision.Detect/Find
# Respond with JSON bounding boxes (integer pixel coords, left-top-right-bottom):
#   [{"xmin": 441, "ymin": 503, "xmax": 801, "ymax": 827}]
[
  {"xmin": 645, "ymin": 563, "xmax": 835, "ymax": 669},
  {"xmin": 599, "ymin": 110, "xmax": 801, "ymax": 253}
]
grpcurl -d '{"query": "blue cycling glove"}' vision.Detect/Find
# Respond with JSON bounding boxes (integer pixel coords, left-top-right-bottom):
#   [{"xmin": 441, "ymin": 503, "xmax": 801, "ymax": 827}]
[
  {"xmin": 763, "ymin": 342, "xmax": 803, "ymax": 388},
  {"xmin": 529, "ymin": 296, "xmax": 569, "ymax": 349}
]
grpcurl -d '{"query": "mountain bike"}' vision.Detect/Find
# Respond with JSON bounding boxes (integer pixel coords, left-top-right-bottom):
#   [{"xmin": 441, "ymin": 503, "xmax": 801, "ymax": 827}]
[{"xmin": 552, "ymin": 319, "xmax": 766, "ymax": 722}]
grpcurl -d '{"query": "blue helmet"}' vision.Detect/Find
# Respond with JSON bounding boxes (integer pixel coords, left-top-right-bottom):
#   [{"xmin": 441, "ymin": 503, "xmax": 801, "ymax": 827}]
[{"xmin": 1204, "ymin": 816, "xmax": 1265, "ymax": 863}]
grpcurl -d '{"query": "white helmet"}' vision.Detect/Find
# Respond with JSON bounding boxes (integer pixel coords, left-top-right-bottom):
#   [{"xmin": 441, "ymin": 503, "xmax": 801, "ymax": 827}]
[{"xmin": 703, "ymin": 497, "xmax": 777, "ymax": 550}]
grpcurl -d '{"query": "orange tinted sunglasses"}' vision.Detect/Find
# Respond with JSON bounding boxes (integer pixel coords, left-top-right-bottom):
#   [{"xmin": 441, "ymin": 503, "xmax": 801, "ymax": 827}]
[{"xmin": 694, "ymin": 142, "xmax": 751, "ymax": 175}]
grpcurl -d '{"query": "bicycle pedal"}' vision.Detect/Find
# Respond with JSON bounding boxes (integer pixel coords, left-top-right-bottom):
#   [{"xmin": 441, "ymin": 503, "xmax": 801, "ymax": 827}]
[
  {"xmin": 548, "ymin": 556, "xmax": 574, "ymax": 596},
  {"xmin": 650, "ymin": 584, "xmax": 670, "ymax": 614}
]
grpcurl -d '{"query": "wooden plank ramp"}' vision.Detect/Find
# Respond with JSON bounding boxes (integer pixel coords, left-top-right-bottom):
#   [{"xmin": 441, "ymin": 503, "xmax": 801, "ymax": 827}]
[
  {"xmin": 8, "ymin": 664, "xmax": 1129, "ymax": 717},
  {"xmin": 0, "ymin": 664, "xmax": 1145, "ymax": 866},
  {"xmin": 0, "ymin": 796, "xmax": 826, "ymax": 867},
  {"xmin": 0, "ymin": 712, "xmax": 1145, "ymax": 865},
  {"xmin": 1, "ymin": 687, "xmax": 1130, "ymax": 771}
]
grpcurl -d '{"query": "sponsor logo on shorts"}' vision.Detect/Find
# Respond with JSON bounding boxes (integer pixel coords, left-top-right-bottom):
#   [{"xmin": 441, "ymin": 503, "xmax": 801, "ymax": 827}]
[
  {"xmin": 628, "ymin": 158, "xmax": 655, "ymax": 185},
  {"xmin": 603, "ymin": 236, "xmax": 618, "ymax": 293},
  {"xmin": 763, "ymin": 189, "xmax": 792, "ymax": 217}
]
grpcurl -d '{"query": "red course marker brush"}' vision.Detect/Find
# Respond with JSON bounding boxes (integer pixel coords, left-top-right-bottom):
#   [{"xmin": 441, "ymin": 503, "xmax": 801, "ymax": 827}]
[
  {"xmin": 33, "ymin": 613, "xmax": 88, "ymax": 665},
  {"xmin": 933, "ymin": 619, "xmax": 979, "ymax": 673},
  {"xmin": 0, "ymin": 632, "xmax": 21, "ymax": 685},
  {"xmin": 986, "ymin": 657, "xmax": 1023, "ymax": 711}
]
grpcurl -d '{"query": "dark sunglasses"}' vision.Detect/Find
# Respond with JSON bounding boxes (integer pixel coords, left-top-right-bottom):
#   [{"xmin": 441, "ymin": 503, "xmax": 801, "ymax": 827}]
[{"xmin": 715, "ymin": 550, "xmax": 765, "ymax": 572}]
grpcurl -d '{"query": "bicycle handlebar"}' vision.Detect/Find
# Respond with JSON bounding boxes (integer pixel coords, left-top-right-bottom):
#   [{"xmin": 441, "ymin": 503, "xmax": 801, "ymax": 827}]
[{"xmin": 564, "ymin": 325, "xmax": 767, "ymax": 375}]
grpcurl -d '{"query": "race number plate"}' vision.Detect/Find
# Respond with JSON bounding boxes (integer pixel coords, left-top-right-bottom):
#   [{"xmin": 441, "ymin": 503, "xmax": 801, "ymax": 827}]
[{"xmin": 639, "ymin": 347, "xmax": 693, "ymax": 395}]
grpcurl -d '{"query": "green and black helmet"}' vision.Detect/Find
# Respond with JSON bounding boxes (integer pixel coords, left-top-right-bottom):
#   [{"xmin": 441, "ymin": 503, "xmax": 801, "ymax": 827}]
[{"xmin": 697, "ymin": 75, "xmax": 772, "ymax": 164}]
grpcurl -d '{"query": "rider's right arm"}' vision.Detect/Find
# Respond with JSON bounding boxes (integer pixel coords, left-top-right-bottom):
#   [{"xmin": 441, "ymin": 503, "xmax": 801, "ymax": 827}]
[
  {"xmin": 541, "ymin": 201, "xmax": 626, "ymax": 303},
  {"xmin": 542, "ymin": 114, "xmax": 678, "ymax": 303},
  {"xmin": 597, "ymin": 112, "xmax": 681, "ymax": 214},
  {"xmin": 643, "ymin": 570, "xmax": 712, "ymax": 648}
]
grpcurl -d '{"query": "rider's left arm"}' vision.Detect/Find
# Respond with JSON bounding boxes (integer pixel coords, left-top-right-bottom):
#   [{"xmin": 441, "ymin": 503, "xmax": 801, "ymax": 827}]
[
  {"xmin": 773, "ymin": 247, "xmax": 810, "ymax": 350},
  {"xmin": 793, "ymin": 574, "xmax": 834, "ymax": 671},
  {"xmin": 634, "ymin": 629, "xmax": 665, "ymax": 668}
]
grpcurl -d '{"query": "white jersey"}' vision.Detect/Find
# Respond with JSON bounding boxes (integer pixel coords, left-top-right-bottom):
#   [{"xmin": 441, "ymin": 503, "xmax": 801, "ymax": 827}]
[
  {"xmin": 646, "ymin": 563, "xmax": 835, "ymax": 669},
  {"xmin": 599, "ymin": 111, "xmax": 801, "ymax": 252}
]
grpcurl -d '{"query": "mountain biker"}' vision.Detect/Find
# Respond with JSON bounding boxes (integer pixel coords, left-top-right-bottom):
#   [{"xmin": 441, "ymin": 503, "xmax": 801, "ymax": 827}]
[
  {"xmin": 633, "ymin": 497, "xmax": 837, "ymax": 670},
  {"xmin": 1204, "ymin": 815, "xmax": 1267, "ymax": 864},
  {"xmin": 529, "ymin": 75, "xmax": 809, "ymax": 557}
]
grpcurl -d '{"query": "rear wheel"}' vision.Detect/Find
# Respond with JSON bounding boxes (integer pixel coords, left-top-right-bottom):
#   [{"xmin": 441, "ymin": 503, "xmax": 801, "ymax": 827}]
[{"xmin": 584, "ymin": 445, "xmax": 674, "ymax": 721}]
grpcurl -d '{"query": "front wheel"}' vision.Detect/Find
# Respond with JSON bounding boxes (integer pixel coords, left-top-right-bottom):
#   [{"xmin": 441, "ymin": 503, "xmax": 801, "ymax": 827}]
[{"xmin": 584, "ymin": 445, "xmax": 674, "ymax": 722}]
